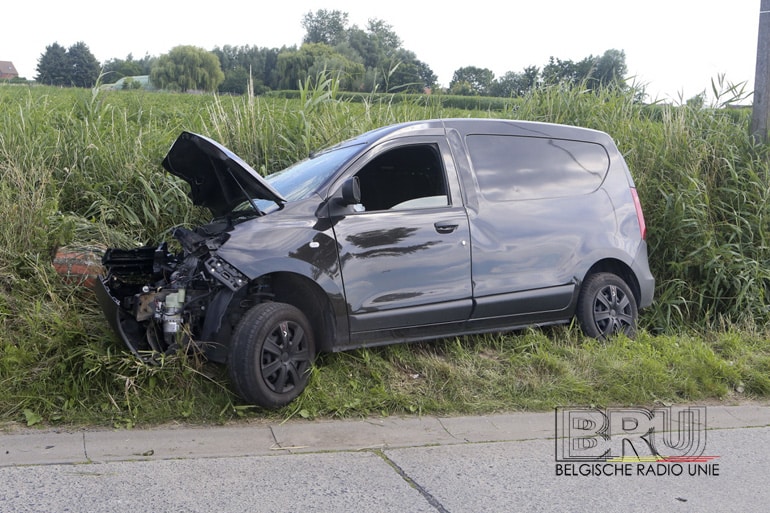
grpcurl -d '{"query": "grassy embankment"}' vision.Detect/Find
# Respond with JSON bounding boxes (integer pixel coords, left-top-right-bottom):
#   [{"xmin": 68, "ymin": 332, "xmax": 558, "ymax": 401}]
[{"xmin": 0, "ymin": 79, "xmax": 768, "ymax": 428}]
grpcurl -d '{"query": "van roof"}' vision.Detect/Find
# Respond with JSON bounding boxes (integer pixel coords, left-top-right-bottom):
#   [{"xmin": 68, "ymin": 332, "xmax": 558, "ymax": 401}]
[{"xmin": 349, "ymin": 118, "xmax": 612, "ymax": 147}]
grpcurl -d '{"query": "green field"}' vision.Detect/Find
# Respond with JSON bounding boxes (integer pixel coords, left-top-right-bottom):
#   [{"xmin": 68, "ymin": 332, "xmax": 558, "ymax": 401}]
[{"xmin": 1, "ymin": 80, "xmax": 768, "ymax": 428}]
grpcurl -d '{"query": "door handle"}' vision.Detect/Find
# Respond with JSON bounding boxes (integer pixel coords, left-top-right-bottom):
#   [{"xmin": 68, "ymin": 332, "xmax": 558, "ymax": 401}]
[{"xmin": 434, "ymin": 221, "xmax": 459, "ymax": 234}]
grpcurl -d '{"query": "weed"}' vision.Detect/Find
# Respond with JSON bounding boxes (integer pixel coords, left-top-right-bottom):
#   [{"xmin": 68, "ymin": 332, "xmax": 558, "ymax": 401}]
[{"xmin": 1, "ymin": 80, "xmax": 769, "ymax": 426}]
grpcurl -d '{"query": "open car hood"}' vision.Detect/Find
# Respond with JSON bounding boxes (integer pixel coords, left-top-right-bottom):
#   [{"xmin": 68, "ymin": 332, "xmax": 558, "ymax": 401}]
[{"xmin": 161, "ymin": 131, "xmax": 286, "ymax": 217}]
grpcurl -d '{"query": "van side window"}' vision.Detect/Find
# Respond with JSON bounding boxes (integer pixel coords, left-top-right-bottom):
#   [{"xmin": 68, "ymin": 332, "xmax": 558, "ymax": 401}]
[
  {"xmin": 355, "ymin": 144, "xmax": 448, "ymax": 211},
  {"xmin": 466, "ymin": 135, "xmax": 610, "ymax": 201}
]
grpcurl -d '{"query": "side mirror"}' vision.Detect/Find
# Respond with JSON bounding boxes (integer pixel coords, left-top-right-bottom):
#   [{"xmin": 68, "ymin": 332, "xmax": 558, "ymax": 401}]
[
  {"xmin": 341, "ymin": 176, "xmax": 361, "ymax": 205},
  {"xmin": 317, "ymin": 176, "xmax": 363, "ymax": 220}
]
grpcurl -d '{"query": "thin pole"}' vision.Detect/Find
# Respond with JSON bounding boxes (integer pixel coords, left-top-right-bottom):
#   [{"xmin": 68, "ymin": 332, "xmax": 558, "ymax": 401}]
[{"xmin": 751, "ymin": 0, "xmax": 770, "ymax": 145}]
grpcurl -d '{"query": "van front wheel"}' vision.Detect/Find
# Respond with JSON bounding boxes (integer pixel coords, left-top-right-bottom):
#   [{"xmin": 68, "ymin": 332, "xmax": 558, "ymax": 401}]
[
  {"xmin": 228, "ymin": 302, "xmax": 315, "ymax": 408},
  {"xmin": 576, "ymin": 273, "xmax": 638, "ymax": 339}
]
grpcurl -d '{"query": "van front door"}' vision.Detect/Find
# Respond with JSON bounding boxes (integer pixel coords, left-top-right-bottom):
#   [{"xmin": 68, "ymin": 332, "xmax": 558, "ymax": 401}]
[{"xmin": 331, "ymin": 140, "xmax": 472, "ymax": 344}]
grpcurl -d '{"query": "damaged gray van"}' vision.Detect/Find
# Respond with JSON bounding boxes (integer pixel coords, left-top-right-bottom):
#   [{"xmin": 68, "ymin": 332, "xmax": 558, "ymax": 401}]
[{"xmin": 95, "ymin": 118, "xmax": 654, "ymax": 408}]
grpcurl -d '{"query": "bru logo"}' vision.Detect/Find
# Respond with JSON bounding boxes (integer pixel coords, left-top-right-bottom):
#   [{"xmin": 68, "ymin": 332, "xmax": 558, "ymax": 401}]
[{"xmin": 555, "ymin": 407, "xmax": 708, "ymax": 461}]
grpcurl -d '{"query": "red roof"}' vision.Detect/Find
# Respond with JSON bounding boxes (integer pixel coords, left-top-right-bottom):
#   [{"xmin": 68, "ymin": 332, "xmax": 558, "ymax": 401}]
[{"xmin": 0, "ymin": 61, "xmax": 19, "ymax": 79}]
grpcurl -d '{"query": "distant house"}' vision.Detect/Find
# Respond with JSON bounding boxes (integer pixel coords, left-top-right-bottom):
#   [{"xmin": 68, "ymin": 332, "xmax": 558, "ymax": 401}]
[{"xmin": 0, "ymin": 61, "xmax": 19, "ymax": 79}]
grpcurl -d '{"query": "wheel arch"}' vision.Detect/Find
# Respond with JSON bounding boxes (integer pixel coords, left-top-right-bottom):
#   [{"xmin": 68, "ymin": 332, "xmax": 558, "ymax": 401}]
[
  {"xmin": 582, "ymin": 258, "xmax": 642, "ymax": 306},
  {"xmin": 260, "ymin": 271, "xmax": 340, "ymax": 354}
]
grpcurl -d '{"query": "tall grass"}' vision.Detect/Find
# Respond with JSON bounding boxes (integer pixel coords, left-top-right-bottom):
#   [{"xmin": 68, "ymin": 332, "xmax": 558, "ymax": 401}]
[
  {"xmin": 630, "ymin": 101, "xmax": 769, "ymax": 330},
  {"xmin": 0, "ymin": 79, "xmax": 768, "ymax": 427},
  {"xmin": 204, "ymin": 70, "xmax": 476, "ymax": 173},
  {"xmin": 511, "ymin": 83, "xmax": 770, "ymax": 330}
]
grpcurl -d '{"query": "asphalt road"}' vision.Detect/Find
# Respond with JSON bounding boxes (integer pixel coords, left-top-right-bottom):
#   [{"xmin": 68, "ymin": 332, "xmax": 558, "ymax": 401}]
[{"xmin": 0, "ymin": 404, "xmax": 768, "ymax": 512}]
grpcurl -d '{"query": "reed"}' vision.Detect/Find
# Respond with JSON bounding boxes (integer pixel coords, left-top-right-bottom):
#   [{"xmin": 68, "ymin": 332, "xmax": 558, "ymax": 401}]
[{"xmin": 0, "ymin": 79, "xmax": 767, "ymax": 426}]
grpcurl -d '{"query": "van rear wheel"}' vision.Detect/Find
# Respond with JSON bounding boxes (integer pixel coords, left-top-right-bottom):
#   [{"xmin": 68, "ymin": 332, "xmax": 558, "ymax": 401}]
[
  {"xmin": 228, "ymin": 302, "xmax": 315, "ymax": 408},
  {"xmin": 577, "ymin": 273, "xmax": 638, "ymax": 339}
]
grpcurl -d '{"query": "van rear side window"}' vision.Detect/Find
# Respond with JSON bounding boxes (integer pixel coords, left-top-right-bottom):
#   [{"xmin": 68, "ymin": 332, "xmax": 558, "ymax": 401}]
[{"xmin": 466, "ymin": 135, "xmax": 610, "ymax": 201}]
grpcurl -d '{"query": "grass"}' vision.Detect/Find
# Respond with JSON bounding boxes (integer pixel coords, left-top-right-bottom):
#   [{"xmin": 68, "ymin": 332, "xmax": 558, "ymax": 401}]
[
  {"xmin": 1, "ymin": 79, "xmax": 769, "ymax": 428},
  {"xmin": 6, "ymin": 318, "xmax": 759, "ymax": 428}
]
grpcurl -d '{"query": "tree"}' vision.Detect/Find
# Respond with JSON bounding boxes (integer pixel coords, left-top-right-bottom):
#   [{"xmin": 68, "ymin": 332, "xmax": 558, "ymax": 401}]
[
  {"xmin": 102, "ymin": 53, "xmax": 154, "ymax": 84},
  {"xmin": 296, "ymin": 11, "xmax": 437, "ymax": 94},
  {"xmin": 36, "ymin": 42, "xmax": 70, "ymax": 86},
  {"xmin": 376, "ymin": 50, "xmax": 433, "ymax": 93},
  {"xmin": 542, "ymin": 50, "xmax": 628, "ymax": 91},
  {"xmin": 299, "ymin": 11, "xmax": 432, "ymax": 93},
  {"xmin": 36, "ymin": 41, "xmax": 100, "ymax": 87},
  {"xmin": 67, "ymin": 42, "xmax": 100, "ymax": 88},
  {"xmin": 346, "ymin": 26, "xmax": 379, "ymax": 69},
  {"xmin": 590, "ymin": 49, "xmax": 628, "ymax": 90},
  {"xmin": 150, "ymin": 46, "xmax": 224, "ymax": 92},
  {"xmin": 218, "ymin": 66, "xmax": 250, "ymax": 94},
  {"xmin": 491, "ymin": 66, "xmax": 541, "ymax": 97},
  {"xmin": 212, "ymin": 44, "xmax": 285, "ymax": 93},
  {"xmin": 449, "ymin": 66, "xmax": 495, "ymax": 95},
  {"xmin": 302, "ymin": 10, "xmax": 349, "ymax": 46},
  {"xmin": 542, "ymin": 56, "xmax": 589, "ymax": 87},
  {"xmin": 275, "ymin": 44, "xmax": 327, "ymax": 90},
  {"xmin": 366, "ymin": 18, "xmax": 401, "ymax": 55},
  {"xmin": 415, "ymin": 60, "xmax": 438, "ymax": 91},
  {"xmin": 448, "ymin": 80, "xmax": 476, "ymax": 96},
  {"xmin": 276, "ymin": 43, "xmax": 363, "ymax": 90},
  {"xmin": 308, "ymin": 54, "xmax": 365, "ymax": 91}
]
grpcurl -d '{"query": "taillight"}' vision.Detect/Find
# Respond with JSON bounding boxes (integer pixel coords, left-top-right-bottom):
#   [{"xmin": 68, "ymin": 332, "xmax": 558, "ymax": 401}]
[{"xmin": 630, "ymin": 187, "xmax": 647, "ymax": 240}]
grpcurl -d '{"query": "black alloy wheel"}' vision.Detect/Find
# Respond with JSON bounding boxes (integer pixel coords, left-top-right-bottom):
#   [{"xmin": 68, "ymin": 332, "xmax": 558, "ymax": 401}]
[{"xmin": 228, "ymin": 302, "xmax": 315, "ymax": 408}]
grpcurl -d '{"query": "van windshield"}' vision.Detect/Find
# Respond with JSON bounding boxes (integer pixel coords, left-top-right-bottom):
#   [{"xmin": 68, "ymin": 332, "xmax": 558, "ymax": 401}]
[{"xmin": 249, "ymin": 142, "xmax": 365, "ymax": 213}]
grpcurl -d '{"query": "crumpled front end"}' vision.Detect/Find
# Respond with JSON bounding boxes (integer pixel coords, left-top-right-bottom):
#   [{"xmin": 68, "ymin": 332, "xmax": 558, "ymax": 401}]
[{"xmin": 95, "ymin": 227, "xmax": 248, "ymax": 362}]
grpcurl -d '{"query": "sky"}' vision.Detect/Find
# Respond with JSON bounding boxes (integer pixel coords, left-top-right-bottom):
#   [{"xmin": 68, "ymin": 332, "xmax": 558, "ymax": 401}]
[{"xmin": 1, "ymin": 1, "xmax": 762, "ymax": 103}]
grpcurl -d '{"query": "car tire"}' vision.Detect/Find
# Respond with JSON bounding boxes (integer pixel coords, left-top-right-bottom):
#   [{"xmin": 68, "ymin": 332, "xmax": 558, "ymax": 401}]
[
  {"xmin": 228, "ymin": 302, "xmax": 315, "ymax": 408},
  {"xmin": 576, "ymin": 273, "xmax": 638, "ymax": 339}
]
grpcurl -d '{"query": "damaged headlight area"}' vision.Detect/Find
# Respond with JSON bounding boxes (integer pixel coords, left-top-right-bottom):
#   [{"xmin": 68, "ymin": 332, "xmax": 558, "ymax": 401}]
[{"xmin": 94, "ymin": 226, "xmax": 248, "ymax": 362}]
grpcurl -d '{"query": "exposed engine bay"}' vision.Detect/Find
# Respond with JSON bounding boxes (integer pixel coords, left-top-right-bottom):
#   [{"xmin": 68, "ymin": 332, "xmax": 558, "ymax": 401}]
[{"xmin": 96, "ymin": 225, "xmax": 251, "ymax": 363}]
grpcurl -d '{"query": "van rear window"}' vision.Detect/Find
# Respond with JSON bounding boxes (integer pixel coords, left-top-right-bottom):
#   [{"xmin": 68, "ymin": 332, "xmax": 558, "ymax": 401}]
[{"xmin": 466, "ymin": 135, "xmax": 609, "ymax": 201}]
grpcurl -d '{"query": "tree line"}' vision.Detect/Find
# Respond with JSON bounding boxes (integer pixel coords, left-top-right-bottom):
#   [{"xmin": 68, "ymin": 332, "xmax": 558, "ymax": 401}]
[{"xmin": 33, "ymin": 9, "xmax": 628, "ymax": 97}]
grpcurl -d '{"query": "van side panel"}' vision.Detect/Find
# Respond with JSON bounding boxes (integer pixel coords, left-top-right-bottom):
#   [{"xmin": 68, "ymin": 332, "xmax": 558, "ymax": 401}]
[
  {"xmin": 460, "ymin": 132, "xmax": 621, "ymax": 319},
  {"xmin": 467, "ymin": 192, "xmax": 616, "ymax": 317}
]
